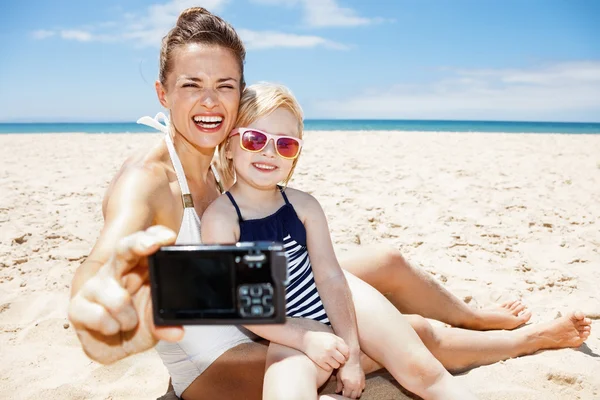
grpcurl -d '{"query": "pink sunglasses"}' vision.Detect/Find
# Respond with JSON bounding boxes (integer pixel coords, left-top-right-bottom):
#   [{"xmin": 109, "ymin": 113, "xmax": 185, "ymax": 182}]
[{"xmin": 229, "ymin": 128, "xmax": 303, "ymax": 160}]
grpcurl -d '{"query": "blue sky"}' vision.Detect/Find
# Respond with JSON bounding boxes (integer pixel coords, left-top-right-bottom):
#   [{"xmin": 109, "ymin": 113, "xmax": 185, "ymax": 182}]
[{"xmin": 1, "ymin": 0, "xmax": 599, "ymax": 122}]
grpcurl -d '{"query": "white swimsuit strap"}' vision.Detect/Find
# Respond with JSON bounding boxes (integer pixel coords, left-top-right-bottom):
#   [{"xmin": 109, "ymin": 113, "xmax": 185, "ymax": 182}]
[
  {"xmin": 137, "ymin": 113, "xmax": 224, "ymax": 207},
  {"xmin": 137, "ymin": 113, "xmax": 193, "ymax": 207}
]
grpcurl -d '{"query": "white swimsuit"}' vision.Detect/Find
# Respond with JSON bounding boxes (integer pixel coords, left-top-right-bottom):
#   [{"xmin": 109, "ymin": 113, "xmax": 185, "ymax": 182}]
[{"xmin": 138, "ymin": 114, "xmax": 256, "ymax": 397}]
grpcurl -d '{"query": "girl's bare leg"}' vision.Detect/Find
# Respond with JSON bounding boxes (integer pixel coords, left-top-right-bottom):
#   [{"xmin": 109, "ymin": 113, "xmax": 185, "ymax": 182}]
[
  {"xmin": 344, "ymin": 272, "xmax": 476, "ymax": 400},
  {"xmin": 339, "ymin": 244, "xmax": 531, "ymax": 330},
  {"xmin": 263, "ymin": 343, "xmax": 345, "ymax": 400}
]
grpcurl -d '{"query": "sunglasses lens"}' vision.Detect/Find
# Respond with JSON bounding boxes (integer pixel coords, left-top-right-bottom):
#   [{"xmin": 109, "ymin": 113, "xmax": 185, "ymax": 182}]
[
  {"xmin": 276, "ymin": 138, "xmax": 300, "ymax": 158},
  {"xmin": 241, "ymin": 130, "xmax": 267, "ymax": 151}
]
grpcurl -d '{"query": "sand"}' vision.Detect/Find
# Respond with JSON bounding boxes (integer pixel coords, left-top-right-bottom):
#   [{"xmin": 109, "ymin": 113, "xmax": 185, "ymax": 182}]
[{"xmin": 0, "ymin": 131, "xmax": 599, "ymax": 399}]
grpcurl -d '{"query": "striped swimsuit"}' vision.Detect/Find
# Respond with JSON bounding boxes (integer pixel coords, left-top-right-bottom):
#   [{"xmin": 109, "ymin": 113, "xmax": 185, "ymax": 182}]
[{"xmin": 226, "ymin": 189, "xmax": 330, "ymax": 325}]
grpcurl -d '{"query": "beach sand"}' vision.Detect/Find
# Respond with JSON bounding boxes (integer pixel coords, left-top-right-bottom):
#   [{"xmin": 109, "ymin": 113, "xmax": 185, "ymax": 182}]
[{"xmin": 1, "ymin": 131, "xmax": 599, "ymax": 399}]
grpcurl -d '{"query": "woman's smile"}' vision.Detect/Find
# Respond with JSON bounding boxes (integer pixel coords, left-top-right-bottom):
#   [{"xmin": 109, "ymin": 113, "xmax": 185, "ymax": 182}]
[{"xmin": 192, "ymin": 112, "xmax": 225, "ymax": 133}]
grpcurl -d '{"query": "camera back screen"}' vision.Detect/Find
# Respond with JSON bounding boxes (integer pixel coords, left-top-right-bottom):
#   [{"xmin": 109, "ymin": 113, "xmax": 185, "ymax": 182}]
[{"xmin": 154, "ymin": 251, "xmax": 236, "ymax": 313}]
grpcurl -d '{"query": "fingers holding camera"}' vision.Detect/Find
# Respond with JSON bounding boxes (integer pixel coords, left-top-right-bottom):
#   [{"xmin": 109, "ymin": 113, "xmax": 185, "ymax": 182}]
[
  {"xmin": 68, "ymin": 226, "xmax": 178, "ymax": 363},
  {"xmin": 87, "ymin": 274, "xmax": 139, "ymax": 331},
  {"xmin": 111, "ymin": 226, "xmax": 177, "ymax": 278},
  {"xmin": 69, "ymin": 268, "xmax": 138, "ymax": 335},
  {"xmin": 69, "ymin": 292, "xmax": 121, "ymax": 336},
  {"xmin": 144, "ymin": 291, "xmax": 185, "ymax": 343}
]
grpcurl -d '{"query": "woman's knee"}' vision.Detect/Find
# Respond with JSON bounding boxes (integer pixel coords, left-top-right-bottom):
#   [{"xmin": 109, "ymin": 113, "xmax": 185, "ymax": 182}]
[
  {"xmin": 405, "ymin": 314, "xmax": 439, "ymax": 348},
  {"xmin": 369, "ymin": 245, "xmax": 413, "ymax": 291}
]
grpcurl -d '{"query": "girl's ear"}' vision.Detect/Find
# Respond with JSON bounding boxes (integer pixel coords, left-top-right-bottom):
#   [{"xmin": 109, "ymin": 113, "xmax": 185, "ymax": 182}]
[{"xmin": 225, "ymin": 139, "xmax": 233, "ymax": 160}]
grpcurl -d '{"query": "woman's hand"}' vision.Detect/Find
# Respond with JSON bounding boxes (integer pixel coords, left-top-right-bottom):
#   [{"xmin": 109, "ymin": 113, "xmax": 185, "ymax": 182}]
[
  {"xmin": 68, "ymin": 226, "xmax": 183, "ymax": 364},
  {"xmin": 335, "ymin": 355, "xmax": 366, "ymax": 399},
  {"xmin": 300, "ymin": 331, "xmax": 349, "ymax": 372}
]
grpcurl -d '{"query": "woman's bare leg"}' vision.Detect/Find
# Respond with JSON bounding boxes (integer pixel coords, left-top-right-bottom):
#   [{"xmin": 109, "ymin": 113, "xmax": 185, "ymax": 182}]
[
  {"xmin": 180, "ymin": 341, "xmax": 268, "ymax": 400},
  {"xmin": 406, "ymin": 311, "xmax": 592, "ymax": 373},
  {"xmin": 344, "ymin": 272, "xmax": 476, "ymax": 400},
  {"xmin": 339, "ymin": 244, "xmax": 531, "ymax": 330},
  {"xmin": 263, "ymin": 343, "xmax": 343, "ymax": 400}
]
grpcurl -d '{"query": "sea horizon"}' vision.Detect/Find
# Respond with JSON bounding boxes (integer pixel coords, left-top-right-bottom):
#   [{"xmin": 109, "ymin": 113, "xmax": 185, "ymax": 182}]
[{"xmin": 1, "ymin": 119, "xmax": 599, "ymax": 134}]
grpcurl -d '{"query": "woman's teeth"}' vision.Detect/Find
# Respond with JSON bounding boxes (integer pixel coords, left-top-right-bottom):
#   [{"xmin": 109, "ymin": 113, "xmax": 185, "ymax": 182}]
[
  {"xmin": 253, "ymin": 163, "xmax": 276, "ymax": 171},
  {"xmin": 193, "ymin": 116, "xmax": 223, "ymax": 129}
]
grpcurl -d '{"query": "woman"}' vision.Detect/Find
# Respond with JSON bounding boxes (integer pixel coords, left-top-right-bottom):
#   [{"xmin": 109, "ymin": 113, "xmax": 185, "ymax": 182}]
[{"xmin": 68, "ymin": 7, "xmax": 591, "ymax": 400}]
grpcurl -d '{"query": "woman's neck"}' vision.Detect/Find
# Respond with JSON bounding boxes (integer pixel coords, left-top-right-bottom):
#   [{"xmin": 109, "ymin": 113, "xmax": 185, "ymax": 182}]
[{"xmin": 171, "ymin": 132, "xmax": 215, "ymax": 187}]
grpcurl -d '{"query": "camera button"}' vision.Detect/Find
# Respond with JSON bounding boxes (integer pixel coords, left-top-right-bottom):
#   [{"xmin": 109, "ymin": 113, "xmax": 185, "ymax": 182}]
[
  {"xmin": 251, "ymin": 305, "xmax": 263, "ymax": 315},
  {"xmin": 239, "ymin": 285, "xmax": 250, "ymax": 296},
  {"xmin": 250, "ymin": 286, "xmax": 263, "ymax": 297},
  {"xmin": 262, "ymin": 284, "xmax": 274, "ymax": 296},
  {"xmin": 240, "ymin": 306, "xmax": 253, "ymax": 317},
  {"xmin": 240, "ymin": 296, "xmax": 251, "ymax": 307},
  {"xmin": 262, "ymin": 295, "xmax": 273, "ymax": 307},
  {"xmin": 263, "ymin": 305, "xmax": 274, "ymax": 316}
]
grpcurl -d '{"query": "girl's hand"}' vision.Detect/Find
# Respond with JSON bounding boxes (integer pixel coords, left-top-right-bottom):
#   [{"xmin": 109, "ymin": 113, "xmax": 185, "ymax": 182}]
[
  {"xmin": 301, "ymin": 331, "xmax": 349, "ymax": 372},
  {"xmin": 68, "ymin": 226, "xmax": 183, "ymax": 364},
  {"xmin": 336, "ymin": 356, "xmax": 365, "ymax": 399}
]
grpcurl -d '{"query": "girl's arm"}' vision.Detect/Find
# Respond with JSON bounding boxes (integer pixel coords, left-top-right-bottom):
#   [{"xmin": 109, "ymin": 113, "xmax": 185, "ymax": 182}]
[{"xmin": 299, "ymin": 192, "xmax": 361, "ymax": 360}]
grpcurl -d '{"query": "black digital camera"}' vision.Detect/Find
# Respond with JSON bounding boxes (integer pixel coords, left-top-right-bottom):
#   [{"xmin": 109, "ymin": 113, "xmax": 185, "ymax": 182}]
[{"xmin": 148, "ymin": 242, "xmax": 288, "ymax": 325}]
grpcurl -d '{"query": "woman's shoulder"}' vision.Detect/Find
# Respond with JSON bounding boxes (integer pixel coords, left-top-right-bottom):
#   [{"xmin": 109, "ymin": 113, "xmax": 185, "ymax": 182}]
[{"xmin": 102, "ymin": 140, "xmax": 172, "ymax": 212}]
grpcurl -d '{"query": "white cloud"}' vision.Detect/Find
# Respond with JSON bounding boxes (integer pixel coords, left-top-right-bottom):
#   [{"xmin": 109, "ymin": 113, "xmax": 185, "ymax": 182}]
[
  {"xmin": 238, "ymin": 29, "xmax": 347, "ymax": 50},
  {"xmin": 31, "ymin": 30, "xmax": 55, "ymax": 39},
  {"xmin": 313, "ymin": 62, "xmax": 600, "ymax": 121},
  {"xmin": 302, "ymin": 0, "xmax": 375, "ymax": 27},
  {"xmin": 30, "ymin": 0, "xmax": 342, "ymax": 50},
  {"xmin": 118, "ymin": 0, "xmax": 231, "ymax": 47},
  {"xmin": 251, "ymin": 0, "xmax": 386, "ymax": 27},
  {"xmin": 31, "ymin": 0, "xmax": 229, "ymax": 47},
  {"xmin": 60, "ymin": 30, "xmax": 94, "ymax": 42}
]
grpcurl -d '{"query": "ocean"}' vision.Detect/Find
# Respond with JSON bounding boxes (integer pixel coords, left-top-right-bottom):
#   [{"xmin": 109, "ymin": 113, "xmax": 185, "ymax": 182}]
[{"xmin": 0, "ymin": 120, "xmax": 599, "ymax": 134}]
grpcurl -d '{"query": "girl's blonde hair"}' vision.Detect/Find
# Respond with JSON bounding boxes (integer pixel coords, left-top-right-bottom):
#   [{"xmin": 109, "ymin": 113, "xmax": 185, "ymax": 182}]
[{"xmin": 217, "ymin": 82, "xmax": 304, "ymax": 187}]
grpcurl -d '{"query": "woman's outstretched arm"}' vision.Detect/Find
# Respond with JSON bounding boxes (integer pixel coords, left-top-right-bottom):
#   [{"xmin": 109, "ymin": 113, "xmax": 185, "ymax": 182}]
[{"xmin": 69, "ymin": 163, "xmax": 183, "ymax": 364}]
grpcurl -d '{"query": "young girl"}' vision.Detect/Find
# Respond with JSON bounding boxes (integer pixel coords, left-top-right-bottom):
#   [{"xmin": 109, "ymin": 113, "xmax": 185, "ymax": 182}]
[{"xmin": 200, "ymin": 82, "xmax": 477, "ymax": 400}]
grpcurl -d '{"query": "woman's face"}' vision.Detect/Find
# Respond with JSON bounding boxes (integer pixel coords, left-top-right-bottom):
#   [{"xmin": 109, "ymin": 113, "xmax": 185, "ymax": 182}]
[
  {"xmin": 157, "ymin": 43, "xmax": 242, "ymax": 150},
  {"xmin": 229, "ymin": 108, "xmax": 300, "ymax": 190}
]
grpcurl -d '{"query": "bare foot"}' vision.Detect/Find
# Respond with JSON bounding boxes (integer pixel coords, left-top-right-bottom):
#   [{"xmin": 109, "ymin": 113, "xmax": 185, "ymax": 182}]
[
  {"xmin": 464, "ymin": 300, "xmax": 532, "ymax": 331},
  {"xmin": 528, "ymin": 311, "xmax": 592, "ymax": 350}
]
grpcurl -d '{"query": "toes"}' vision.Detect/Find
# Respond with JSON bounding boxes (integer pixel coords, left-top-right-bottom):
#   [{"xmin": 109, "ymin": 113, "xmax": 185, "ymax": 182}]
[
  {"xmin": 509, "ymin": 301, "xmax": 522, "ymax": 311},
  {"xmin": 572, "ymin": 311, "xmax": 585, "ymax": 321},
  {"xmin": 519, "ymin": 310, "xmax": 532, "ymax": 322},
  {"xmin": 501, "ymin": 300, "xmax": 516, "ymax": 309},
  {"xmin": 512, "ymin": 304, "xmax": 527, "ymax": 315},
  {"xmin": 581, "ymin": 331, "xmax": 590, "ymax": 339},
  {"xmin": 500, "ymin": 300, "xmax": 519, "ymax": 310}
]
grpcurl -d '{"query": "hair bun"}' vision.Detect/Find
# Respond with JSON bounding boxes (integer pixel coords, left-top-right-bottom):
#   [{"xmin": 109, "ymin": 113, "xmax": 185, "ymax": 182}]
[{"xmin": 176, "ymin": 7, "xmax": 212, "ymax": 25}]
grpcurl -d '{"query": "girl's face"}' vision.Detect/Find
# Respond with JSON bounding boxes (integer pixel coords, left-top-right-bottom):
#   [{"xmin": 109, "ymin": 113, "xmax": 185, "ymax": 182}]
[
  {"xmin": 229, "ymin": 108, "xmax": 300, "ymax": 190},
  {"xmin": 156, "ymin": 43, "xmax": 242, "ymax": 150}
]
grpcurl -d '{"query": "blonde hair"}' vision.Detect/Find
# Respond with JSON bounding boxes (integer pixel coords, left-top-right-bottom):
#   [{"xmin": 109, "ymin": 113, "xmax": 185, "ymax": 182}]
[{"xmin": 217, "ymin": 82, "xmax": 304, "ymax": 187}]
